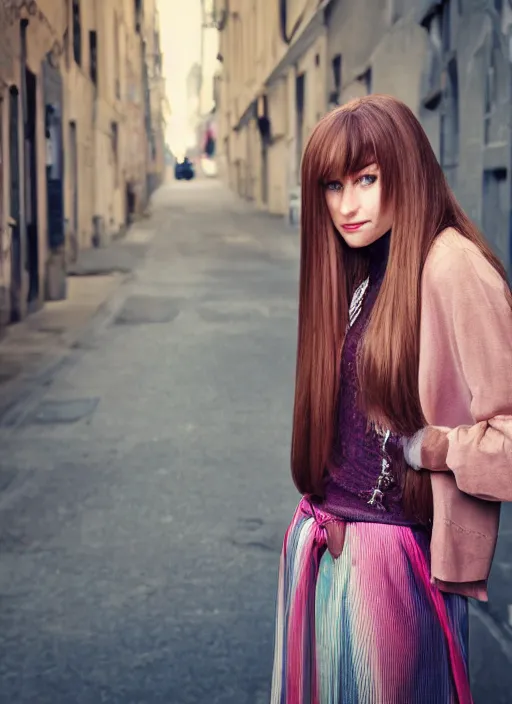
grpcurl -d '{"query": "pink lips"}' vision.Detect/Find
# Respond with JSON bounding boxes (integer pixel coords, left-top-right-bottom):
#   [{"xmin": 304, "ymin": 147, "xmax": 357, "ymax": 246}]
[{"xmin": 341, "ymin": 221, "xmax": 368, "ymax": 232}]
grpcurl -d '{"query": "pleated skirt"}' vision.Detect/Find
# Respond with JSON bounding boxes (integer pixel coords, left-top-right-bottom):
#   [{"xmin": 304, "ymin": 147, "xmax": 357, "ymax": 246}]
[{"xmin": 270, "ymin": 498, "xmax": 472, "ymax": 704}]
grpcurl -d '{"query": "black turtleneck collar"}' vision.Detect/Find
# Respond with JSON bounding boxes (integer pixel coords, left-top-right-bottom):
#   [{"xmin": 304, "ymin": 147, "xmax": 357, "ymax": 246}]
[{"xmin": 366, "ymin": 229, "xmax": 391, "ymax": 281}]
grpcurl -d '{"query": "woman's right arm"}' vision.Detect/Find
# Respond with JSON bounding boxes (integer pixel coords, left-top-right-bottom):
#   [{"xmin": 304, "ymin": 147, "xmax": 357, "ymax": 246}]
[{"xmin": 403, "ymin": 237, "xmax": 512, "ymax": 502}]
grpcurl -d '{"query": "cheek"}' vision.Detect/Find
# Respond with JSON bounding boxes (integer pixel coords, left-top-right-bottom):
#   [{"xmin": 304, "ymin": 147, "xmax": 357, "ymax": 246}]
[
  {"xmin": 367, "ymin": 188, "xmax": 391, "ymax": 226},
  {"xmin": 379, "ymin": 203, "xmax": 394, "ymax": 228}
]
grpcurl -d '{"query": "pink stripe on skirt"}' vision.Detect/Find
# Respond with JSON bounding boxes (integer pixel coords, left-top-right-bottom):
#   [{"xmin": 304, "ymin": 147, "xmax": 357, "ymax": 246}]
[{"xmin": 270, "ymin": 497, "xmax": 472, "ymax": 704}]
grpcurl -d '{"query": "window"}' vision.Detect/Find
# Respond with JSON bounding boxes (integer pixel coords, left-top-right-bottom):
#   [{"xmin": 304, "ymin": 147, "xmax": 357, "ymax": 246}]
[
  {"xmin": 296, "ymin": 73, "xmax": 305, "ymax": 181},
  {"xmin": 484, "ymin": 58, "xmax": 496, "ymax": 145},
  {"xmin": 63, "ymin": 27, "xmax": 70, "ymax": 69},
  {"xmin": 440, "ymin": 58, "xmax": 459, "ymax": 188},
  {"xmin": 421, "ymin": 2, "xmax": 453, "ymax": 111},
  {"xmin": 155, "ymin": 31, "xmax": 162, "ymax": 75},
  {"xmin": 482, "ymin": 168, "xmax": 508, "ymax": 267},
  {"xmin": 89, "ymin": 31, "xmax": 97, "ymax": 85},
  {"xmin": 421, "ymin": 1, "xmax": 451, "ymax": 53},
  {"xmin": 72, "ymin": 0, "xmax": 82, "ymax": 66},
  {"xmin": 441, "ymin": 0, "xmax": 451, "ymax": 53},
  {"xmin": 0, "ymin": 97, "xmax": 3, "ymax": 253},
  {"xmin": 134, "ymin": 0, "xmax": 142, "ymax": 32},
  {"xmin": 114, "ymin": 13, "xmax": 120, "ymax": 98},
  {"xmin": 329, "ymin": 54, "xmax": 342, "ymax": 106},
  {"xmin": 111, "ymin": 122, "xmax": 119, "ymax": 187},
  {"xmin": 358, "ymin": 67, "xmax": 372, "ymax": 95}
]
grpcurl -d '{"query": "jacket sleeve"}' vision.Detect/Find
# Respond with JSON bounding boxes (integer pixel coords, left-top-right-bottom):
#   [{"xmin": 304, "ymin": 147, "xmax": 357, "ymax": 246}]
[{"xmin": 404, "ymin": 243, "xmax": 512, "ymax": 502}]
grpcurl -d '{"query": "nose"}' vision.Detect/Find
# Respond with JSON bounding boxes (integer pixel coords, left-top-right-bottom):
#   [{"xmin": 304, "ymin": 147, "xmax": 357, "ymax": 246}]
[{"xmin": 338, "ymin": 185, "xmax": 359, "ymax": 218}]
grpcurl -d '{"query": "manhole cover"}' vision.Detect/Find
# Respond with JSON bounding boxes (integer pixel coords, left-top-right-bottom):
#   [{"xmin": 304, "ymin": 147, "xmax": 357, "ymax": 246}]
[
  {"xmin": 27, "ymin": 397, "xmax": 100, "ymax": 425},
  {"xmin": 114, "ymin": 296, "xmax": 181, "ymax": 325}
]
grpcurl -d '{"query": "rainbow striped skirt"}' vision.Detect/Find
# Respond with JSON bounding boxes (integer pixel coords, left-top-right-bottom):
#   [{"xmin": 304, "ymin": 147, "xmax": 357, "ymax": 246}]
[{"xmin": 270, "ymin": 498, "xmax": 472, "ymax": 704}]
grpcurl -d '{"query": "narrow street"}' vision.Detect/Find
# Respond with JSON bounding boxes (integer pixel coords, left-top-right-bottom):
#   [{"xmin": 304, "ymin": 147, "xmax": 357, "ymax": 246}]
[{"xmin": 0, "ymin": 179, "xmax": 510, "ymax": 703}]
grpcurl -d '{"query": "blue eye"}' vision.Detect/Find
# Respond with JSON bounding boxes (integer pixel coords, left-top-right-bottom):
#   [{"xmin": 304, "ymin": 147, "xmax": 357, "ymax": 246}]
[
  {"xmin": 325, "ymin": 181, "xmax": 342, "ymax": 192},
  {"xmin": 359, "ymin": 175, "xmax": 377, "ymax": 186}
]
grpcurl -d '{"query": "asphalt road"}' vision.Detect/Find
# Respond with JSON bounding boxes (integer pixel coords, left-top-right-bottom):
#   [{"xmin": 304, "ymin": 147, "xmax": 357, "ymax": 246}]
[{"xmin": 0, "ymin": 179, "xmax": 510, "ymax": 703}]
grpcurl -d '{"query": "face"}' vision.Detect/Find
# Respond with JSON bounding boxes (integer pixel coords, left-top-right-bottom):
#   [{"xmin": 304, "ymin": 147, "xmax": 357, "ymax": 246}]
[{"xmin": 323, "ymin": 163, "xmax": 393, "ymax": 248}]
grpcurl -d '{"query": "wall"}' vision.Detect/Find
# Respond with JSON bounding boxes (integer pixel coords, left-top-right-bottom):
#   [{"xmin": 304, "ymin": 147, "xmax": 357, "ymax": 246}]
[
  {"xmin": 64, "ymin": 0, "xmax": 165, "ymax": 250},
  {"xmin": 0, "ymin": 0, "xmax": 166, "ymax": 327},
  {"xmin": 142, "ymin": 0, "xmax": 166, "ymax": 197},
  {"xmin": 64, "ymin": 0, "xmax": 96, "ymax": 255},
  {"xmin": 122, "ymin": 0, "xmax": 149, "ymax": 219},
  {"xmin": 216, "ymin": 0, "xmax": 512, "ymax": 273},
  {"xmin": 216, "ymin": 0, "xmax": 333, "ymax": 216},
  {"xmin": 0, "ymin": 0, "xmax": 68, "ymax": 319}
]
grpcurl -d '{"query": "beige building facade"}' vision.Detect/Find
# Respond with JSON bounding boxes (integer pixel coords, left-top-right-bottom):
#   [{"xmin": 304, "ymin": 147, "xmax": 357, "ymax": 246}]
[
  {"xmin": 0, "ymin": 0, "xmax": 166, "ymax": 331},
  {"xmin": 215, "ymin": 0, "xmax": 427, "ymax": 217},
  {"xmin": 0, "ymin": 0, "xmax": 68, "ymax": 324},
  {"xmin": 215, "ymin": 0, "xmax": 512, "ymax": 276},
  {"xmin": 215, "ymin": 0, "xmax": 332, "ymax": 216},
  {"xmin": 143, "ymin": 0, "xmax": 167, "ymax": 196},
  {"xmin": 65, "ymin": 0, "xmax": 165, "ymax": 251}
]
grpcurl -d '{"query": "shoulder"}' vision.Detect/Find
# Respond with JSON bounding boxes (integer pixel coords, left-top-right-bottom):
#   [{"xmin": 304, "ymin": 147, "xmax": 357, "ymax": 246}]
[{"xmin": 422, "ymin": 227, "xmax": 505, "ymax": 295}]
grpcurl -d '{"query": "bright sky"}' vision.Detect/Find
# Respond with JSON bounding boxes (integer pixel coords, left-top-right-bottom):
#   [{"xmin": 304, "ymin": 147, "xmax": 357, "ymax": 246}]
[{"xmin": 157, "ymin": 0, "xmax": 202, "ymax": 154}]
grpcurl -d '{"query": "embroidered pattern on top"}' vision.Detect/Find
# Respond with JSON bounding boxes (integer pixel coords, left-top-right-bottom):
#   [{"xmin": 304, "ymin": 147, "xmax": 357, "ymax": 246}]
[{"xmin": 347, "ymin": 276, "xmax": 397, "ymax": 511}]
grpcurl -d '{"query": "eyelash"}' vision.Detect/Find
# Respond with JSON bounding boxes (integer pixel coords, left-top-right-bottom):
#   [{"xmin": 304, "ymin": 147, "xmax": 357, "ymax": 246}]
[{"xmin": 325, "ymin": 175, "xmax": 377, "ymax": 191}]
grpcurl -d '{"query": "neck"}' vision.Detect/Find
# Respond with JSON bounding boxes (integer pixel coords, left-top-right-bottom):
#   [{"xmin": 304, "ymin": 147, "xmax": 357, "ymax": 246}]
[{"xmin": 366, "ymin": 229, "xmax": 391, "ymax": 280}]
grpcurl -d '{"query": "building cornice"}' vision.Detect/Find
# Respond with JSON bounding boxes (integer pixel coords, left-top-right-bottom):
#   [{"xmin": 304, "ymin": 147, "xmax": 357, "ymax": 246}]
[{"xmin": 265, "ymin": 0, "xmax": 334, "ymax": 88}]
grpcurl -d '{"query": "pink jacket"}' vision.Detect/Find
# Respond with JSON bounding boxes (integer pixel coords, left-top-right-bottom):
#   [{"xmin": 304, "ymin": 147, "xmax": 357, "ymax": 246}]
[{"xmin": 415, "ymin": 229, "xmax": 512, "ymax": 601}]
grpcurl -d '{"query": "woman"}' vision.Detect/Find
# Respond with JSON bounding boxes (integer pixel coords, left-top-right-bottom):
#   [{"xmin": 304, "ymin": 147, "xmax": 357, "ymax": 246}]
[{"xmin": 270, "ymin": 95, "xmax": 512, "ymax": 704}]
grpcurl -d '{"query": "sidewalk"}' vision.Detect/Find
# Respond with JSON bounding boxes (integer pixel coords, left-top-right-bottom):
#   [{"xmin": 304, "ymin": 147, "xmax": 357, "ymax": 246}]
[{"xmin": 0, "ymin": 217, "xmax": 155, "ymax": 423}]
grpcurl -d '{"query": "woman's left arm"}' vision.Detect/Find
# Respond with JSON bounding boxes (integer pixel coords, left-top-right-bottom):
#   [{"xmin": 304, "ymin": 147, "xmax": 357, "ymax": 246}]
[{"xmin": 403, "ymin": 241, "xmax": 512, "ymax": 502}]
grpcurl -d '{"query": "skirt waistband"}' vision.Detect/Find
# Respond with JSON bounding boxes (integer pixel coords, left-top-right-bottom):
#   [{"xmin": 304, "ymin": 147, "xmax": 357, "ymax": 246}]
[{"xmin": 299, "ymin": 496, "xmax": 348, "ymax": 559}]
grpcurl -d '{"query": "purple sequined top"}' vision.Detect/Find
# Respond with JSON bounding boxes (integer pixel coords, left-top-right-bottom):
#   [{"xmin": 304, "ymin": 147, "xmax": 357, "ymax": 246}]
[{"xmin": 317, "ymin": 231, "xmax": 420, "ymax": 527}]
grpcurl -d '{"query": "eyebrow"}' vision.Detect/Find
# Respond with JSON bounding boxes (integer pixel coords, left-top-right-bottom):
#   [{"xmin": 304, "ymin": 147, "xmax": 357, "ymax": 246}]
[{"xmin": 323, "ymin": 163, "xmax": 379, "ymax": 182}]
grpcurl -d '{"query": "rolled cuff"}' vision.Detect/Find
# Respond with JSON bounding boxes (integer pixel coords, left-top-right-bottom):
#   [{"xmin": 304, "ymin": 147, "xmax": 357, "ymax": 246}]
[
  {"xmin": 403, "ymin": 426, "xmax": 450, "ymax": 471},
  {"xmin": 402, "ymin": 429, "xmax": 426, "ymax": 470}
]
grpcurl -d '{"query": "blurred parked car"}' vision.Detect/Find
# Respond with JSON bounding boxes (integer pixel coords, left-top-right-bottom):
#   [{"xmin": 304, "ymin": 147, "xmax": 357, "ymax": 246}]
[{"xmin": 174, "ymin": 157, "xmax": 195, "ymax": 181}]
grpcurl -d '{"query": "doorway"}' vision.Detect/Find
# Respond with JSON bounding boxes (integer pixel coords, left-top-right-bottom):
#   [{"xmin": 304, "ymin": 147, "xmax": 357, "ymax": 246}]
[
  {"xmin": 43, "ymin": 61, "xmax": 65, "ymax": 251},
  {"xmin": 9, "ymin": 86, "xmax": 21, "ymax": 322},
  {"xmin": 69, "ymin": 121, "xmax": 78, "ymax": 257},
  {"xmin": 25, "ymin": 68, "xmax": 39, "ymax": 308}
]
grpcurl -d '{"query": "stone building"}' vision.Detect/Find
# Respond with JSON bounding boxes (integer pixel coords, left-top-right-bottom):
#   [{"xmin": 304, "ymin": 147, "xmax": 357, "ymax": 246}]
[
  {"xmin": 64, "ymin": 0, "xmax": 165, "ymax": 253},
  {"xmin": 141, "ymin": 0, "xmax": 166, "ymax": 197},
  {"xmin": 184, "ymin": 3, "xmax": 220, "ymax": 167},
  {"xmin": 0, "ymin": 0, "xmax": 166, "ymax": 330},
  {"xmin": 215, "ymin": 0, "xmax": 512, "ymax": 277},
  {"xmin": 0, "ymin": 0, "xmax": 68, "ymax": 324}
]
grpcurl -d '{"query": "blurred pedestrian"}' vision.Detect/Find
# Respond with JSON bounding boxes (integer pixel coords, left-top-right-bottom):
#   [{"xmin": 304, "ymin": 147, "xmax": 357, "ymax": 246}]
[{"xmin": 270, "ymin": 95, "xmax": 512, "ymax": 704}]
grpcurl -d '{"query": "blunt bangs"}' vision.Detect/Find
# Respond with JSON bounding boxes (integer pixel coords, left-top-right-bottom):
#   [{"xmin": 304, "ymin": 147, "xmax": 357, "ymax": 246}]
[{"xmin": 315, "ymin": 111, "xmax": 377, "ymax": 184}]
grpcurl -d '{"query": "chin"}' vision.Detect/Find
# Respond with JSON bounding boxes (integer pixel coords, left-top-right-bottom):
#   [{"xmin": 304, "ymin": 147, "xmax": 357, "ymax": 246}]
[
  {"xmin": 341, "ymin": 233, "xmax": 378, "ymax": 249},
  {"xmin": 338, "ymin": 226, "xmax": 390, "ymax": 249}
]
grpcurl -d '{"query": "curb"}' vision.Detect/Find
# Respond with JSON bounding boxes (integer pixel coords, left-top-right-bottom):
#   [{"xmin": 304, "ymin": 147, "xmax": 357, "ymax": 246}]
[
  {"xmin": 0, "ymin": 271, "xmax": 132, "ymax": 429},
  {"xmin": 0, "ymin": 214, "xmax": 159, "ymax": 429}
]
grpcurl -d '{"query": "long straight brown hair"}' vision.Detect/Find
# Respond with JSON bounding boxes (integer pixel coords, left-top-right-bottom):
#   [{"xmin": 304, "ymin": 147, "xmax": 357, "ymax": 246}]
[{"xmin": 291, "ymin": 94, "xmax": 512, "ymax": 524}]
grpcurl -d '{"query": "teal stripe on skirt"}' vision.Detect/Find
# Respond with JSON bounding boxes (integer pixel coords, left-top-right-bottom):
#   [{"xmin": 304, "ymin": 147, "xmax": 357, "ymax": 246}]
[{"xmin": 270, "ymin": 498, "xmax": 472, "ymax": 704}]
